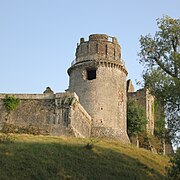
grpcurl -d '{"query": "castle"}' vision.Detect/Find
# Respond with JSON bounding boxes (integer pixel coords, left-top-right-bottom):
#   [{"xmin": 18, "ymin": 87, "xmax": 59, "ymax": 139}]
[{"xmin": 0, "ymin": 34, "xmax": 155, "ymax": 143}]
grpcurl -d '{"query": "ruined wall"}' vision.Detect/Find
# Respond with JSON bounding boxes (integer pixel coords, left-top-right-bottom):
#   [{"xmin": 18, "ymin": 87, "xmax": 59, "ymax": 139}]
[
  {"xmin": 75, "ymin": 34, "xmax": 122, "ymax": 64},
  {"xmin": 145, "ymin": 90, "xmax": 155, "ymax": 135},
  {"xmin": 127, "ymin": 79, "xmax": 134, "ymax": 93},
  {"xmin": 128, "ymin": 88, "xmax": 154, "ymax": 135},
  {"xmin": 0, "ymin": 94, "xmax": 55, "ymax": 132},
  {"xmin": 0, "ymin": 92, "xmax": 91, "ymax": 138}
]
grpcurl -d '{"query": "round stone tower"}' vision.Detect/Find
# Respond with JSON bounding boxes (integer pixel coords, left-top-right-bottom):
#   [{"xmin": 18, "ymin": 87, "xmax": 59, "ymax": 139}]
[{"xmin": 68, "ymin": 34, "xmax": 129, "ymax": 143}]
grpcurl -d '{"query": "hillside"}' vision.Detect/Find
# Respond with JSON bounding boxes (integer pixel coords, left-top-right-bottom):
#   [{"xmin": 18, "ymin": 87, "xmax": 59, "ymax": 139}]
[{"xmin": 0, "ymin": 134, "xmax": 169, "ymax": 180}]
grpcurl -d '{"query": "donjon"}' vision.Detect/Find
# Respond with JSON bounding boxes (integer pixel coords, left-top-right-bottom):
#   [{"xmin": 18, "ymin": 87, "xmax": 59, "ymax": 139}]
[
  {"xmin": 68, "ymin": 34, "xmax": 129, "ymax": 142},
  {"xmin": 0, "ymin": 34, "xmax": 155, "ymax": 144}
]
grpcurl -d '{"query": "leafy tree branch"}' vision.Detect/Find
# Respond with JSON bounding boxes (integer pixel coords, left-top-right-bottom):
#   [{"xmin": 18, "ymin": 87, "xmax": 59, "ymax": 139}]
[{"xmin": 138, "ymin": 15, "xmax": 180, "ymax": 145}]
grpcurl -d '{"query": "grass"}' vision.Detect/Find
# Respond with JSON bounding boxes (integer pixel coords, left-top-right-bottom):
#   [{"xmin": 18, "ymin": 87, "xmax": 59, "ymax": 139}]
[{"xmin": 0, "ymin": 134, "xmax": 170, "ymax": 180}]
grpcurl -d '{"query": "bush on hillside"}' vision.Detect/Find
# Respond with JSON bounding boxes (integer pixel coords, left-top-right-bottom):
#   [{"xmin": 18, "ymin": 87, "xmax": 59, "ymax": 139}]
[
  {"xmin": 127, "ymin": 100, "xmax": 147, "ymax": 137},
  {"xmin": 167, "ymin": 148, "xmax": 180, "ymax": 179}
]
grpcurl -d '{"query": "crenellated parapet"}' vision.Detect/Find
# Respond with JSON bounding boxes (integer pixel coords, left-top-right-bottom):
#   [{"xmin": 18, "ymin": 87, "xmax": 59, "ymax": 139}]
[{"xmin": 75, "ymin": 34, "xmax": 124, "ymax": 66}]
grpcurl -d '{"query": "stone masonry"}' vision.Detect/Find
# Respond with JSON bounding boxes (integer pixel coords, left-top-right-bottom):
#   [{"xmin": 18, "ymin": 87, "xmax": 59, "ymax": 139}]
[
  {"xmin": 68, "ymin": 34, "xmax": 129, "ymax": 143},
  {"xmin": 127, "ymin": 80, "xmax": 155, "ymax": 135},
  {"xmin": 0, "ymin": 90, "xmax": 91, "ymax": 138},
  {"xmin": 0, "ymin": 34, "xmax": 155, "ymax": 143}
]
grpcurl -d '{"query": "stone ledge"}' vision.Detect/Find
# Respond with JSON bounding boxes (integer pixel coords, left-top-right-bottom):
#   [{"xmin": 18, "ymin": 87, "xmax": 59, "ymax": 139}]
[
  {"xmin": 0, "ymin": 93, "xmax": 55, "ymax": 100},
  {"xmin": 68, "ymin": 59, "xmax": 128, "ymax": 75}
]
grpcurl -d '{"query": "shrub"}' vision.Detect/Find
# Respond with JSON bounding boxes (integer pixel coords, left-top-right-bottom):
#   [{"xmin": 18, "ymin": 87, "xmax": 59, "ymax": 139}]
[
  {"xmin": 3, "ymin": 95, "xmax": 20, "ymax": 113},
  {"xmin": 0, "ymin": 133, "xmax": 15, "ymax": 144},
  {"xmin": 85, "ymin": 139, "xmax": 98, "ymax": 150},
  {"xmin": 127, "ymin": 100, "xmax": 147, "ymax": 137},
  {"xmin": 85, "ymin": 142, "xmax": 94, "ymax": 150},
  {"xmin": 167, "ymin": 148, "xmax": 180, "ymax": 179}
]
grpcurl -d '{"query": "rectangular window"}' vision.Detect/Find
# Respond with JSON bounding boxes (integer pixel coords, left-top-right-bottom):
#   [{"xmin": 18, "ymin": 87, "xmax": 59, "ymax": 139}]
[
  {"xmin": 87, "ymin": 69, "xmax": 96, "ymax": 80},
  {"xmin": 114, "ymin": 48, "xmax": 116, "ymax": 60},
  {"xmin": 96, "ymin": 44, "xmax": 98, "ymax": 53},
  {"xmin": 105, "ymin": 45, "xmax": 108, "ymax": 55}
]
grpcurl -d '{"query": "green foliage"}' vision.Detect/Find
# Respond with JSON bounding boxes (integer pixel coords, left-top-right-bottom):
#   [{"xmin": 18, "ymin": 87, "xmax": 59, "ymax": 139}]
[
  {"xmin": 127, "ymin": 100, "xmax": 147, "ymax": 136},
  {"xmin": 138, "ymin": 132, "xmax": 164, "ymax": 154},
  {"xmin": 60, "ymin": 96, "xmax": 74, "ymax": 108},
  {"xmin": 139, "ymin": 15, "xmax": 180, "ymax": 79},
  {"xmin": 85, "ymin": 139, "xmax": 98, "ymax": 150},
  {"xmin": 167, "ymin": 148, "xmax": 180, "ymax": 179},
  {"xmin": 147, "ymin": 134, "xmax": 164, "ymax": 154},
  {"xmin": 138, "ymin": 15, "xmax": 180, "ymax": 144},
  {"xmin": 154, "ymin": 118, "xmax": 165, "ymax": 139},
  {"xmin": 154, "ymin": 100, "xmax": 166, "ymax": 139},
  {"xmin": 0, "ymin": 135, "xmax": 169, "ymax": 179},
  {"xmin": 0, "ymin": 133, "xmax": 15, "ymax": 144},
  {"xmin": 138, "ymin": 133, "xmax": 152, "ymax": 151},
  {"xmin": 85, "ymin": 141, "xmax": 94, "ymax": 150},
  {"xmin": 3, "ymin": 95, "xmax": 20, "ymax": 113}
]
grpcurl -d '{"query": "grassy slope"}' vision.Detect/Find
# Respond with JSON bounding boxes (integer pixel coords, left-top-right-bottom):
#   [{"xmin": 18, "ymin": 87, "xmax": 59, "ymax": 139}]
[{"xmin": 0, "ymin": 134, "xmax": 169, "ymax": 180}]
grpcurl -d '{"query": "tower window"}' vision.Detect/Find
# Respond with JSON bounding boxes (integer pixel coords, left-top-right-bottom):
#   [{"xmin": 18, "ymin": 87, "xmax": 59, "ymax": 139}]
[
  {"xmin": 96, "ymin": 43, "xmax": 98, "ymax": 53},
  {"xmin": 105, "ymin": 45, "xmax": 108, "ymax": 55},
  {"xmin": 87, "ymin": 69, "xmax": 96, "ymax": 80},
  {"xmin": 114, "ymin": 48, "xmax": 116, "ymax": 60}
]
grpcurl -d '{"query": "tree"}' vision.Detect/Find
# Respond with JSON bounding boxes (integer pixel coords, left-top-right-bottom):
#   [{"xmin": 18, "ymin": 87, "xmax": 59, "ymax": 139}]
[
  {"xmin": 138, "ymin": 15, "xmax": 180, "ymax": 144},
  {"xmin": 127, "ymin": 100, "xmax": 147, "ymax": 137},
  {"xmin": 167, "ymin": 148, "xmax": 180, "ymax": 180},
  {"xmin": 153, "ymin": 100, "xmax": 165, "ymax": 140}
]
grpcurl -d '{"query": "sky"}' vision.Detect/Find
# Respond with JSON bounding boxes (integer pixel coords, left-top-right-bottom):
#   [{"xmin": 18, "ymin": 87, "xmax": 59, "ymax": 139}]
[{"xmin": 0, "ymin": 0, "xmax": 179, "ymax": 94}]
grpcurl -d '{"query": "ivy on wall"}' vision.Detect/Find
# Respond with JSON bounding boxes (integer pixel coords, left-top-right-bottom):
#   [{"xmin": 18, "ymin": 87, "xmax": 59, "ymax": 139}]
[
  {"xmin": 153, "ymin": 100, "xmax": 165, "ymax": 139},
  {"xmin": 60, "ymin": 96, "xmax": 75, "ymax": 108},
  {"xmin": 127, "ymin": 99, "xmax": 147, "ymax": 137},
  {"xmin": 3, "ymin": 95, "xmax": 20, "ymax": 113}
]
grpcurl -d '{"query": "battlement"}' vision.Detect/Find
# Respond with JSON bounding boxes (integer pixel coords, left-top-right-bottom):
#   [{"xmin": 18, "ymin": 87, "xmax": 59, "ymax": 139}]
[
  {"xmin": 89, "ymin": 34, "xmax": 108, "ymax": 41},
  {"xmin": 75, "ymin": 34, "xmax": 122, "ymax": 65},
  {"xmin": 88, "ymin": 34, "xmax": 118, "ymax": 43}
]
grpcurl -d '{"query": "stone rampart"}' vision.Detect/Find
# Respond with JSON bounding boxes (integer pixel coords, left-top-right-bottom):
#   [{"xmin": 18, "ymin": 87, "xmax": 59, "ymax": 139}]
[
  {"xmin": 0, "ymin": 92, "xmax": 91, "ymax": 137},
  {"xmin": 128, "ymin": 88, "xmax": 154, "ymax": 135},
  {"xmin": 70, "ymin": 100, "xmax": 91, "ymax": 137},
  {"xmin": 0, "ymin": 93, "xmax": 55, "ymax": 99}
]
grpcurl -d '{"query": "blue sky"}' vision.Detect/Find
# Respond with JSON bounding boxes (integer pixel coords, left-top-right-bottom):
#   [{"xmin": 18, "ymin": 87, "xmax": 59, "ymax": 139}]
[{"xmin": 0, "ymin": 0, "xmax": 179, "ymax": 93}]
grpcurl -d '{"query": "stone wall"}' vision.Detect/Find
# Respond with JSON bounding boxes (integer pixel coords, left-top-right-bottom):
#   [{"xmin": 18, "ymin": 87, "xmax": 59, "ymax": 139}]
[
  {"xmin": 0, "ymin": 92, "xmax": 91, "ymax": 138},
  {"xmin": 70, "ymin": 99, "xmax": 91, "ymax": 137},
  {"xmin": 128, "ymin": 88, "xmax": 155, "ymax": 135},
  {"xmin": 127, "ymin": 79, "xmax": 134, "ymax": 93},
  {"xmin": 75, "ymin": 34, "xmax": 122, "ymax": 64},
  {"xmin": 68, "ymin": 34, "xmax": 130, "ymax": 143},
  {"xmin": 0, "ymin": 34, "xmax": 157, "ymax": 144}
]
